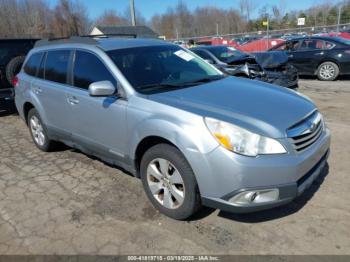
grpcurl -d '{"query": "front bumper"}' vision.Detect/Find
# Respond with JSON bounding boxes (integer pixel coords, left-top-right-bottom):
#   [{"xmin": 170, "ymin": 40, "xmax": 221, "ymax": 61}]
[
  {"xmin": 186, "ymin": 128, "xmax": 331, "ymax": 214},
  {"xmin": 265, "ymin": 68, "xmax": 299, "ymax": 89},
  {"xmin": 202, "ymin": 149, "xmax": 329, "ymax": 213}
]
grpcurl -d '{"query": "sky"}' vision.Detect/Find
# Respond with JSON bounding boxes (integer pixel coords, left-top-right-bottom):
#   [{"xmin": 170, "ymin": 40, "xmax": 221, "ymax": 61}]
[{"xmin": 48, "ymin": 0, "xmax": 322, "ymax": 20}]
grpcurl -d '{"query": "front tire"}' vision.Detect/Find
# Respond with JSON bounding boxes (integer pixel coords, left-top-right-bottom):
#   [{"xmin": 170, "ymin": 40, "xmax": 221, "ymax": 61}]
[
  {"xmin": 140, "ymin": 144, "xmax": 201, "ymax": 220},
  {"xmin": 317, "ymin": 61, "xmax": 339, "ymax": 81},
  {"xmin": 27, "ymin": 108, "xmax": 56, "ymax": 152}
]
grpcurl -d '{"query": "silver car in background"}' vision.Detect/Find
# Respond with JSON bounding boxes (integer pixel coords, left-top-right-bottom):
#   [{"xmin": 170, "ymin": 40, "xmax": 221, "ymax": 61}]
[{"xmin": 15, "ymin": 37, "xmax": 330, "ymax": 219}]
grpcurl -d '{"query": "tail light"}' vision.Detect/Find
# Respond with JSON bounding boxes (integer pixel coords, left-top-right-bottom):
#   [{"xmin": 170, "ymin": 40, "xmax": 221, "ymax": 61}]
[{"xmin": 12, "ymin": 76, "xmax": 19, "ymax": 87}]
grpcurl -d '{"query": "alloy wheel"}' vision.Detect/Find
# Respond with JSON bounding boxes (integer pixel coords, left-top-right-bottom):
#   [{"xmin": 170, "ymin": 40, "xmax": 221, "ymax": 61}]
[
  {"xmin": 30, "ymin": 115, "xmax": 46, "ymax": 146},
  {"xmin": 146, "ymin": 158, "xmax": 185, "ymax": 209},
  {"xmin": 319, "ymin": 64, "xmax": 335, "ymax": 80}
]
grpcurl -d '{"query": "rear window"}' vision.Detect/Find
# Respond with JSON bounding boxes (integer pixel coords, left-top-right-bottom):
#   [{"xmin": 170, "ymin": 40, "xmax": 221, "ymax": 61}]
[
  {"xmin": 45, "ymin": 50, "xmax": 70, "ymax": 84},
  {"xmin": 24, "ymin": 52, "xmax": 43, "ymax": 76}
]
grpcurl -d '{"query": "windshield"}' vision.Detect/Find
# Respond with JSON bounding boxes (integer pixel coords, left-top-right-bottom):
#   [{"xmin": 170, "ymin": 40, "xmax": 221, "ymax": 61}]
[
  {"xmin": 107, "ymin": 45, "xmax": 223, "ymax": 94},
  {"xmin": 209, "ymin": 46, "xmax": 246, "ymax": 62}
]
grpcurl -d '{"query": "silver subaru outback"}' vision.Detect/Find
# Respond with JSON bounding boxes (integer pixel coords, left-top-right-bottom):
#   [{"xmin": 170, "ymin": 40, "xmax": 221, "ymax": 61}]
[{"xmin": 15, "ymin": 37, "xmax": 330, "ymax": 219}]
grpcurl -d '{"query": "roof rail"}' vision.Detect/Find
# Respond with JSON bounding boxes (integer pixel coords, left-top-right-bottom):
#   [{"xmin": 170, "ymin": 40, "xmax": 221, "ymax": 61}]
[
  {"xmin": 34, "ymin": 33, "xmax": 137, "ymax": 48},
  {"xmin": 34, "ymin": 36, "xmax": 98, "ymax": 48},
  {"xmin": 82, "ymin": 33, "xmax": 137, "ymax": 38}
]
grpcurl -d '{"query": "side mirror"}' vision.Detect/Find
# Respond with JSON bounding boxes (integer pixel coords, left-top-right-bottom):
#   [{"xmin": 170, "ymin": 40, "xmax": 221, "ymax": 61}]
[
  {"xmin": 88, "ymin": 81, "xmax": 116, "ymax": 97},
  {"xmin": 205, "ymin": 59, "xmax": 214, "ymax": 64}
]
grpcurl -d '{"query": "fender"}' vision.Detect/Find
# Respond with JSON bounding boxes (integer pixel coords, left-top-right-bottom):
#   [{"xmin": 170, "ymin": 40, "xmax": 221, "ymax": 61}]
[{"xmin": 128, "ymin": 117, "xmax": 218, "ymax": 162}]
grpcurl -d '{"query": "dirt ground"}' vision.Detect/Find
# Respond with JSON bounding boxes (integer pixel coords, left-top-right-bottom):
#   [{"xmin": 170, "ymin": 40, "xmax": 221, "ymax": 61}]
[{"xmin": 0, "ymin": 79, "xmax": 349, "ymax": 255}]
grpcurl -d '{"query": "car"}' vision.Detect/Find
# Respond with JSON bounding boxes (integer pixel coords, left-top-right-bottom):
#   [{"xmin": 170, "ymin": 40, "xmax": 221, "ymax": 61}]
[
  {"xmin": 0, "ymin": 39, "xmax": 38, "ymax": 100},
  {"xmin": 191, "ymin": 45, "xmax": 298, "ymax": 89},
  {"xmin": 15, "ymin": 36, "xmax": 330, "ymax": 220},
  {"xmin": 269, "ymin": 36, "xmax": 350, "ymax": 81}
]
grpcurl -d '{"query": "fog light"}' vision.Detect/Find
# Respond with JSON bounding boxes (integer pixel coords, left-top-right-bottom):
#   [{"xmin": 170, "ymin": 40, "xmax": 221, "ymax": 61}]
[{"xmin": 229, "ymin": 189, "xmax": 279, "ymax": 206}]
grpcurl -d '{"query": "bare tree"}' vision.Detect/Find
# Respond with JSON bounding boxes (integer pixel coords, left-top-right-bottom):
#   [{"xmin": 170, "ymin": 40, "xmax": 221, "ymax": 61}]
[
  {"xmin": 0, "ymin": 0, "xmax": 51, "ymax": 37},
  {"xmin": 95, "ymin": 10, "xmax": 129, "ymax": 26},
  {"xmin": 239, "ymin": 0, "xmax": 258, "ymax": 21},
  {"xmin": 51, "ymin": 0, "xmax": 90, "ymax": 37}
]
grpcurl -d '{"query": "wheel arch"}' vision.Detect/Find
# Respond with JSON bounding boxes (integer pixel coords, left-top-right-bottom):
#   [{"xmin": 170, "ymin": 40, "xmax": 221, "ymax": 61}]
[
  {"xmin": 23, "ymin": 102, "xmax": 35, "ymax": 125},
  {"xmin": 315, "ymin": 59, "xmax": 340, "ymax": 75},
  {"xmin": 134, "ymin": 136, "xmax": 179, "ymax": 177}
]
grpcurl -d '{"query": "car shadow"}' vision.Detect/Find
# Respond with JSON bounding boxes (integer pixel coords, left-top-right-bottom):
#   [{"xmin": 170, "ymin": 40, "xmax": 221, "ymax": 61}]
[
  {"xmin": 217, "ymin": 163, "xmax": 329, "ymax": 223},
  {"xmin": 299, "ymin": 75, "xmax": 350, "ymax": 81},
  {"xmin": 0, "ymin": 99, "xmax": 17, "ymax": 117}
]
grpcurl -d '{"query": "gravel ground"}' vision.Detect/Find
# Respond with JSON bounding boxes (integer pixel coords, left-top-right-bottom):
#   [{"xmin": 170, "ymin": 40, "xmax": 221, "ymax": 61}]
[{"xmin": 0, "ymin": 79, "xmax": 349, "ymax": 255}]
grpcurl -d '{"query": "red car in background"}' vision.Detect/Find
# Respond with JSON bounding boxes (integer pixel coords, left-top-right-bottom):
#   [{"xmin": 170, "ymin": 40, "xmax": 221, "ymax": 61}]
[
  {"xmin": 239, "ymin": 38, "xmax": 285, "ymax": 52},
  {"xmin": 196, "ymin": 37, "xmax": 239, "ymax": 48}
]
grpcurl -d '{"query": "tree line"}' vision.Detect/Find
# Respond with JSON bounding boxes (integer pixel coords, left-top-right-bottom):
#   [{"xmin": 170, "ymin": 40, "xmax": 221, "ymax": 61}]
[{"xmin": 0, "ymin": 0, "xmax": 349, "ymax": 39}]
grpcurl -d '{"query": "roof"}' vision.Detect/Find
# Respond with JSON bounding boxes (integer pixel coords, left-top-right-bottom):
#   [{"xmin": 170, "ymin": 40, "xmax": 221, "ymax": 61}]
[
  {"xmin": 97, "ymin": 38, "xmax": 169, "ymax": 51},
  {"xmin": 192, "ymin": 45, "xmax": 229, "ymax": 50},
  {"xmin": 285, "ymin": 36, "xmax": 345, "ymax": 42},
  {"xmin": 34, "ymin": 37, "xmax": 170, "ymax": 51},
  {"xmin": 94, "ymin": 25, "xmax": 158, "ymax": 39}
]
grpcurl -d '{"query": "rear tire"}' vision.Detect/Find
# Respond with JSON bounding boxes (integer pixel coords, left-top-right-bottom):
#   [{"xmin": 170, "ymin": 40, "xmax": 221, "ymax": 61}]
[
  {"xmin": 27, "ymin": 108, "xmax": 57, "ymax": 152},
  {"xmin": 140, "ymin": 144, "xmax": 201, "ymax": 220},
  {"xmin": 317, "ymin": 61, "xmax": 339, "ymax": 81},
  {"xmin": 5, "ymin": 56, "xmax": 25, "ymax": 85}
]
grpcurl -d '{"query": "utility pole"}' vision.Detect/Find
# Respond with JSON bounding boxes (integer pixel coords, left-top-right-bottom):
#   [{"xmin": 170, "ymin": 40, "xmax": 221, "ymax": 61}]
[
  {"xmin": 216, "ymin": 23, "xmax": 219, "ymax": 36},
  {"xmin": 336, "ymin": 5, "xmax": 342, "ymax": 34},
  {"xmin": 130, "ymin": 0, "xmax": 136, "ymax": 26},
  {"xmin": 266, "ymin": 14, "xmax": 270, "ymax": 50}
]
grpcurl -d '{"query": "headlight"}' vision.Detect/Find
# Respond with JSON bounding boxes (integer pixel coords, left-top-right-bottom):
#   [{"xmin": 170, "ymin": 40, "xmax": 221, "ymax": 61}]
[{"xmin": 204, "ymin": 118, "xmax": 287, "ymax": 157}]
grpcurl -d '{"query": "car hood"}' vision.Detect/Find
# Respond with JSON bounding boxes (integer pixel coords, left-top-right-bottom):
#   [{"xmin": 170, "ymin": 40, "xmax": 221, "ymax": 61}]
[
  {"xmin": 225, "ymin": 54, "xmax": 256, "ymax": 65},
  {"xmin": 147, "ymin": 77, "xmax": 315, "ymax": 138},
  {"xmin": 253, "ymin": 51, "xmax": 289, "ymax": 69}
]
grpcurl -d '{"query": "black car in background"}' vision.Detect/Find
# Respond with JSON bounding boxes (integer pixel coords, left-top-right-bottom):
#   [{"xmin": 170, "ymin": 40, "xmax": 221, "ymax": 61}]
[
  {"xmin": 270, "ymin": 36, "xmax": 350, "ymax": 81},
  {"xmin": 0, "ymin": 39, "xmax": 38, "ymax": 100},
  {"xmin": 191, "ymin": 45, "xmax": 298, "ymax": 89}
]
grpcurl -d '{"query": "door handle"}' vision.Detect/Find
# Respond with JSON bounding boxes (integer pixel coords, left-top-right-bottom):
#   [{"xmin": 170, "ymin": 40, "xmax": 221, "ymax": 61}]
[
  {"xmin": 314, "ymin": 52, "xmax": 324, "ymax": 56},
  {"xmin": 288, "ymin": 54, "xmax": 294, "ymax": 58},
  {"xmin": 67, "ymin": 96, "xmax": 79, "ymax": 105},
  {"xmin": 32, "ymin": 87, "xmax": 42, "ymax": 94}
]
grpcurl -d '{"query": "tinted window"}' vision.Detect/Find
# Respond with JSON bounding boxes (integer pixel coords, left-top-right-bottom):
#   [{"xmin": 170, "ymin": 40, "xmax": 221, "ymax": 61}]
[
  {"xmin": 324, "ymin": 41, "xmax": 336, "ymax": 50},
  {"xmin": 45, "ymin": 50, "xmax": 70, "ymax": 84},
  {"xmin": 37, "ymin": 52, "xmax": 46, "ymax": 79},
  {"xmin": 193, "ymin": 50, "xmax": 212, "ymax": 60},
  {"xmin": 24, "ymin": 52, "xmax": 42, "ymax": 76},
  {"xmin": 274, "ymin": 40, "xmax": 300, "ymax": 51},
  {"xmin": 209, "ymin": 46, "xmax": 245, "ymax": 62},
  {"xmin": 299, "ymin": 39, "xmax": 324, "ymax": 51},
  {"xmin": 73, "ymin": 51, "xmax": 116, "ymax": 89}
]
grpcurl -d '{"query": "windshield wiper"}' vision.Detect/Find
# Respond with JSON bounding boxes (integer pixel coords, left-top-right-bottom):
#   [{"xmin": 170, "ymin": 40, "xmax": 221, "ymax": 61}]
[
  {"xmin": 137, "ymin": 83, "xmax": 183, "ymax": 91},
  {"xmin": 137, "ymin": 76, "xmax": 225, "ymax": 91},
  {"xmin": 181, "ymin": 75, "xmax": 226, "ymax": 86}
]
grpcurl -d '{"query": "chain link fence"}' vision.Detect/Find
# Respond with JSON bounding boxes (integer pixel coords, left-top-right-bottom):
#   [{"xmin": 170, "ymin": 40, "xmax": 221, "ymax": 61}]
[{"xmin": 172, "ymin": 23, "xmax": 350, "ymax": 42}]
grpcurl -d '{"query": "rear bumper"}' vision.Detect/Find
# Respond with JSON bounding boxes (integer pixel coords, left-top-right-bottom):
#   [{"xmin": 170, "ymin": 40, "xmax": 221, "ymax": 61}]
[
  {"xmin": 0, "ymin": 88, "xmax": 14, "ymax": 100},
  {"xmin": 202, "ymin": 149, "xmax": 329, "ymax": 213}
]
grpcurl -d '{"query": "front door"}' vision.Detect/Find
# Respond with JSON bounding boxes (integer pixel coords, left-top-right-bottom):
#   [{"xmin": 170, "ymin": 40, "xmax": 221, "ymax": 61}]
[
  {"xmin": 290, "ymin": 39, "xmax": 325, "ymax": 75},
  {"xmin": 67, "ymin": 50, "xmax": 128, "ymax": 160}
]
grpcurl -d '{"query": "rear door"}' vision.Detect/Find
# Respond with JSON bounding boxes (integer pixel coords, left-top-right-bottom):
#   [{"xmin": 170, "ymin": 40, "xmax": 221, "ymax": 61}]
[
  {"xmin": 67, "ymin": 50, "xmax": 127, "ymax": 160},
  {"xmin": 291, "ymin": 39, "xmax": 325, "ymax": 74},
  {"xmin": 31, "ymin": 49, "xmax": 74, "ymax": 137}
]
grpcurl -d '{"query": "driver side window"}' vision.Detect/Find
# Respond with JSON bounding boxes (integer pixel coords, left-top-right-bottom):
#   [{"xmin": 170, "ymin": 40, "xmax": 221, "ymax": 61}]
[{"xmin": 73, "ymin": 50, "xmax": 117, "ymax": 90}]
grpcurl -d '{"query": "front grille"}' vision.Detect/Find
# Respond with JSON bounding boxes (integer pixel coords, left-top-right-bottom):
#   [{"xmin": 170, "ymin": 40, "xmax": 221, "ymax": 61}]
[{"xmin": 288, "ymin": 111, "xmax": 324, "ymax": 152}]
